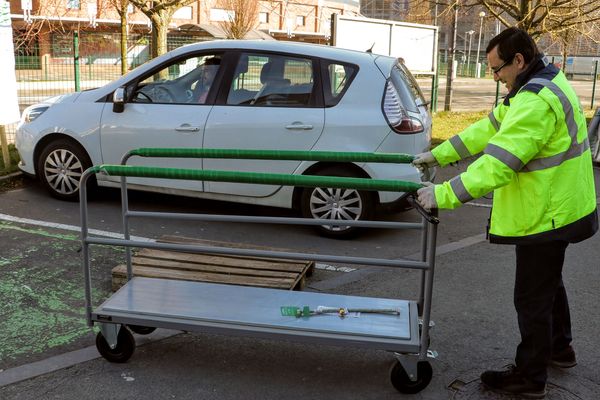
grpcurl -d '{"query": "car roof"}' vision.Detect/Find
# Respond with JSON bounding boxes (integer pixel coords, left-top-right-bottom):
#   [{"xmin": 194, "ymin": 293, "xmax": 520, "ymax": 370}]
[{"xmin": 169, "ymin": 39, "xmax": 395, "ymax": 66}]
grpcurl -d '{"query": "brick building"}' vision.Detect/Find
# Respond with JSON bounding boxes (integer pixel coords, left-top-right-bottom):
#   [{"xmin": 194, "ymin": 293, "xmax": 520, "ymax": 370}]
[{"xmin": 9, "ymin": 0, "xmax": 360, "ymax": 68}]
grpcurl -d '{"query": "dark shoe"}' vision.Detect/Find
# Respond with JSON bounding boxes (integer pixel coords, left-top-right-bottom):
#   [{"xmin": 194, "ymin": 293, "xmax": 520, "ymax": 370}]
[
  {"xmin": 480, "ymin": 365, "xmax": 547, "ymax": 399},
  {"xmin": 551, "ymin": 345, "xmax": 577, "ymax": 368}
]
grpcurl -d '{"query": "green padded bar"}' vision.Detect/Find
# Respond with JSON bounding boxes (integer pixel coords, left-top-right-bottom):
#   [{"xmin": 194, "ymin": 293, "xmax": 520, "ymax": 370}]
[
  {"xmin": 91, "ymin": 165, "xmax": 423, "ymax": 193},
  {"xmin": 130, "ymin": 148, "xmax": 415, "ymax": 164}
]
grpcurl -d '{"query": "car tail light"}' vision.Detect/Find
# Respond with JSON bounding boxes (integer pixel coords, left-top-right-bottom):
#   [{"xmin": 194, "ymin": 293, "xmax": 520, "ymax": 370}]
[{"xmin": 382, "ymin": 81, "xmax": 424, "ymax": 134}]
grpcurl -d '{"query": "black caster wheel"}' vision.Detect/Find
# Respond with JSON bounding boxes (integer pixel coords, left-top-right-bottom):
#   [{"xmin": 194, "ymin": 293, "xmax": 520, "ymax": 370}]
[
  {"xmin": 390, "ymin": 360, "xmax": 433, "ymax": 394},
  {"xmin": 96, "ymin": 326, "xmax": 136, "ymax": 363},
  {"xmin": 128, "ymin": 325, "xmax": 156, "ymax": 335}
]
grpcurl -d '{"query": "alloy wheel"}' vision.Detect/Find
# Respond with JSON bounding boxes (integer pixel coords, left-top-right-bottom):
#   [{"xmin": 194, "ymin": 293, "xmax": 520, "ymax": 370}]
[
  {"xmin": 309, "ymin": 187, "xmax": 363, "ymax": 231},
  {"xmin": 43, "ymin": 148, "xmax": 84, "ymax": 196}
]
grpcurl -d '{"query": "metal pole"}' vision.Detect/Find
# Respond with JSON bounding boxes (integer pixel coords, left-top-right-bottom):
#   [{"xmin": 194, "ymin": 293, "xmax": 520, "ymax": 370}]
[
  {"xmin": 467, "ymin": 32, "xmax": 474, "ymax": 76},
  {"xmin": 444, "ymin": 5, "xmax": 458, "ymax": 111},
  {"xmin": 494, "ymin": 80, "xmax": 500, "ymax": 106},
  {"xmin": 417, "ymin": 217, "xmax": 428, "ymax": 315},
  {"xmin": 419, "ymin": 218, "xmax": 438, "ymax": 361},
  {"xmin": 476, "ymin": 12, "xmax": 485, "ymax": 78},
  {"xmin": 591, "ymin": 60, "xmax": 598, "ymax": 110},
  {"xmin": 431, "ymin": 69, "xmax": 439, "ymax": 112},
  {"xmin": 73, "ymin": 31, "xmax": 80, "ymax": 92},
  {"xmin": 462, "ymin": 32, "xmax": 469, "ymax": 75},
  {"xmin": 79, "ymin": 169, "xmax": 93, "ymax": 326}
]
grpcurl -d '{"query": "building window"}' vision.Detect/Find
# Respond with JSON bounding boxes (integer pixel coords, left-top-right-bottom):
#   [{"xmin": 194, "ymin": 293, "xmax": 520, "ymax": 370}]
[
  {"xmin": 259, "ymin": 12, "xmax": 269, "ymax": 24},
  {"xmin": 210, "ymin": 8, "xmax": 234, "ymax": 22},
  {"xmin": 173, "ymin": 6, "xmax": 192, "ymax": 19},
  {"xmin": 296, "ymin": 15, "xmax": 305, "ymax": 26},
  {"xmin": 66, "ymin": 0, "xmax": 80, "ymax": 9}
]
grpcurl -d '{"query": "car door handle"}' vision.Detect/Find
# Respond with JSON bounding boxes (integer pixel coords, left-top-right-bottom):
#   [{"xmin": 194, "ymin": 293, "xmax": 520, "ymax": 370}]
[
  {"xmin": 175, "ymin": 124, "xmax": 201, "ymax": 132},
  {"xmin": 285, "ymin": 123, "xmax": 313, "ymax": 130}
]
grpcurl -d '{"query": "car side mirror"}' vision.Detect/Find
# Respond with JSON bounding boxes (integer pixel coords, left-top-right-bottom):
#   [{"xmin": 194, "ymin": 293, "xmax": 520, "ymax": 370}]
[{"xmin": 113, "ymin": 87, "xmax": 126, "ymax": 113}]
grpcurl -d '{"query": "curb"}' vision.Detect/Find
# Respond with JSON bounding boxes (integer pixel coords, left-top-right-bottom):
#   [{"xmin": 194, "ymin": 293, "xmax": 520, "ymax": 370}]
[{"xmin": 0, "ymin": 172, "xmax": 23, "ymax": 182}]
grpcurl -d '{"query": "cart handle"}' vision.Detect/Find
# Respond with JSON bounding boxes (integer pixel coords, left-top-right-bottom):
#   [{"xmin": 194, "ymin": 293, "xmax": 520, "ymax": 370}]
[
  {"xmin": 127, "ymin": 148, "xmax": 416, "ymax": 164},
  {"xmin": 90, "ymin": 165, "xmax": 423, "ymax": 193},
  {"xmin": 407, "ymin": 195, "xmax": 439, "ymax": 225}
]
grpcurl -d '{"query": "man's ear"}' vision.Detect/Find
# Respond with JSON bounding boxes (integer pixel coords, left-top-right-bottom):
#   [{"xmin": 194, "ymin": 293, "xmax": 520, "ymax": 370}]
[{"xmin": 515, "ymin": 53, "xmax": 526, "ymax": 69}]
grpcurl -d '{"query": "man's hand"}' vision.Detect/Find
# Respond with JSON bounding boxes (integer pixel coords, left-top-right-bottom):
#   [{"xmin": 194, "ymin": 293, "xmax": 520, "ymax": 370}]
[
  {"xmin": 412, "ymin": 151, "xmax": 438, "ymax": 172},
  {"xmin": 416, "ymin": 182, "xmax": 437, "ymax": 212}
]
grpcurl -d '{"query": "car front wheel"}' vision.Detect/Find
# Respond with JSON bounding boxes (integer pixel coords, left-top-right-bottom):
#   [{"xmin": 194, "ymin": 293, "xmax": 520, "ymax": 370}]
[
  {"xmin": 300, "ymin": 167, "xmax": 375, "ymax": 238},
  {"xmin": 37, "ymin": 139, "xmax": 94, "ymax": 201}
]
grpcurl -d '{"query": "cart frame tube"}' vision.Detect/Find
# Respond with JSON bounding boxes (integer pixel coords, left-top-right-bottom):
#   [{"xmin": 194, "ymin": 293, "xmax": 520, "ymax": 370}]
[{"xmin": 80, "ymin": 148, "xmax": 439, "ymax": 355}]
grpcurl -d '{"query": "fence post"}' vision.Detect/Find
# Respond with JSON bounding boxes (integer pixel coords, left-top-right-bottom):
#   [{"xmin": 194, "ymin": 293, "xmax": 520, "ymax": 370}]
[
  {"xmin": 0, "ymin": 125, "xmax": 10, "ymax": 168},
  {"xmin": 43, "ymin": 54, "xmax": 49, "ymax": 81},
  {"xmin": 591, "ymin": 60, "xmax": 598, "ymax": 110},
  {"xmin": 431, "ymin": 72, "xmax": 438, "ymax": 113},
  {"xmin": 494, "ymin": 80, "xmax": 500, "ymax": 107},
  {"xmin": 73, "ymin": 31, "xmax": 80, "ymax": 92}
]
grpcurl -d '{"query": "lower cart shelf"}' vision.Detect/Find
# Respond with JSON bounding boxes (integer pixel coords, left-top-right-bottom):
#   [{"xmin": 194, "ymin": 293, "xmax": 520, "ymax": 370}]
[{"xmin": 93, "ymin": 277, "xmax": 420, "ymax": 352}]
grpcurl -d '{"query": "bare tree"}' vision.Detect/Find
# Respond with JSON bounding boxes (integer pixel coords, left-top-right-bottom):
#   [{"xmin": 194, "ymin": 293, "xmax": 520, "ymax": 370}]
[
  {"xmin": 410, "ymin": 0, "xmax": 600, "ymax": 39},
  {"xmin": 103, "ymin": 0, "xmax": 130, "ymax": 75},
  {"xmin": 217, "ymin": 0, "xmax": 260, "ymax": 39},
  {"xmin": 127, "ymin": 0, "xmax": 196, "ymax": 58},
  {"xmin": 12, "ymin": 0, "xmax": 82, "ymax": 51}
]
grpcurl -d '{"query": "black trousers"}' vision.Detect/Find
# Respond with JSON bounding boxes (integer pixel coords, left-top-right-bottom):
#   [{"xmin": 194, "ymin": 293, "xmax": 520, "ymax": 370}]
[{"xmin": 514, "ymin": 240, "xmax": 572, "ymax": 384}]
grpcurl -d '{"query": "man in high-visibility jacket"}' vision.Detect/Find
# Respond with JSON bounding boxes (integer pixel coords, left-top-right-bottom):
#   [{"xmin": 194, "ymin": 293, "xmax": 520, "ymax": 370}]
[{"xmin": 415, "ymin": 28, "xmax": 598, "ymax": 399}]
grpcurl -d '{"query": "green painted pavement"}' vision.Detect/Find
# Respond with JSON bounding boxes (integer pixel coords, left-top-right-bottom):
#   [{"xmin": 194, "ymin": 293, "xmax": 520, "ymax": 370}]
[{"xmin": 0, "ymin": 222, "xmax": 121, "ymax": 369}]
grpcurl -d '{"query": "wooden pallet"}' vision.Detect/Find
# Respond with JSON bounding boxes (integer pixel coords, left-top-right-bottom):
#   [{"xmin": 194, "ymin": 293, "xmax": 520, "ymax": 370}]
[{"xmin": 111, "ymin": 236, "xmax": 314, "ymax": 292}]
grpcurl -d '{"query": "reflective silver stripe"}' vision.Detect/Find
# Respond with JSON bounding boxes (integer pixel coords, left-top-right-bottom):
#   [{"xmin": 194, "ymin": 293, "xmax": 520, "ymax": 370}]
[
  {"xmin": 520, "ymin": 78, "xmax": 586, "ymax": 172},
  {"xmin": 449, "ymin": 176, "xmax": 473, "ymax": 204},
  {"xmin": 522, "ymin": 139, "xmax": 589, "ymax": 172},
  {"xmin": 526, "ymin": 78, "xmax": 578, "ymax": 141},
  {"xmin": 488, "ymin": 111, "xmax": 500, "ymax": 131},
  {"xmin": 449, "ymin": 135, "xmax": 471, "ymax": 159},
  {"xmin": 484, "ymin": 143, "xmax": 524, "ymax": 172}
]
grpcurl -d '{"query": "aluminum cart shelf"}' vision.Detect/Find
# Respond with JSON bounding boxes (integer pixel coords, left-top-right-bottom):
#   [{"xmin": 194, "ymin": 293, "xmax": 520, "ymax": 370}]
[{"xmin": 79, "ymin": 149, "xmax": 439, "ymax": 394}]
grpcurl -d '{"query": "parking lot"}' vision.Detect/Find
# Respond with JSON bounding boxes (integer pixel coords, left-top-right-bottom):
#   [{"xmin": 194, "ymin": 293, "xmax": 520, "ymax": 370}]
[{"xmin": 0, "ymin": 161, "xmax": 599, "ymax": 399}]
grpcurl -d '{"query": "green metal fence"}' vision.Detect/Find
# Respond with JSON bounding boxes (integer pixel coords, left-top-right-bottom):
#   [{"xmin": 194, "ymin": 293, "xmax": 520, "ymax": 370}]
[{"xmin": 15, "ymin": 32, "xmax": 210, "ymax": 104}]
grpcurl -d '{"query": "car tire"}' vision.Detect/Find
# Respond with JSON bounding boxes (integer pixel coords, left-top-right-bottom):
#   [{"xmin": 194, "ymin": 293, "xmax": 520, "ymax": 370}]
[
  {"xmin": 300, "ymin": 166, "xmax": 375, "ymax": 238},
  {"xmin": 37, "ymin": 139, "xmax": 95, "ymax": 201}
]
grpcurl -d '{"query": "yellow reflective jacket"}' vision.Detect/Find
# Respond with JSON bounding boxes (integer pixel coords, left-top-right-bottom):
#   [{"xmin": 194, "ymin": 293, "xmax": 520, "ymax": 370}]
[{"xmin": 432, "ymin": 57, "xmax": 598, "ymax": 244}]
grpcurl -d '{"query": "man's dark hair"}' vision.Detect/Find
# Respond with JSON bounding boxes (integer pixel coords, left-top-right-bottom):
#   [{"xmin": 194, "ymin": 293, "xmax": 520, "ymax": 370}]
[
  {"xmin": 486, "ymin": 27, "xmax": 540, "ymax": 64},
  {"xmin": 203, "ymin": 57, "xmax": 221, "ymax": 66}
]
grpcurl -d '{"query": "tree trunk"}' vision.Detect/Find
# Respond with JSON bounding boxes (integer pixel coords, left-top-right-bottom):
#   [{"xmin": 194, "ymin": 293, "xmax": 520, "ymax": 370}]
[
  {"xmin": 561, "ymin": 40, "xmax": 568, "ymax": 72},
  {"xmin": 120, "ymin": 0, "xmax": 128, "ymax": 75},
  {"xmin": 444, "ymin": 5, "xmax": 458, "ymax": 111},
  {"xmin": 150, "ymin": 10, "xmax": 172, "ymax": 59}
]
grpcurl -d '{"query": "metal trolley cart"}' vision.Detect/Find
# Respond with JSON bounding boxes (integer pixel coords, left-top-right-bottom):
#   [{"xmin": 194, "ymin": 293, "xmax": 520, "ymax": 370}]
[{"xmin": 79, "ymin": 149, "xmax": 439, "ymax": 394}]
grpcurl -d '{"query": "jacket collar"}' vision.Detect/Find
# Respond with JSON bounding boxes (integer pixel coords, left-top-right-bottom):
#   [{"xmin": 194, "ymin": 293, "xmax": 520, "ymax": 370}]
[{"xmin": 503, "ymin": 54, "xmax": 551, "ymax": 104}]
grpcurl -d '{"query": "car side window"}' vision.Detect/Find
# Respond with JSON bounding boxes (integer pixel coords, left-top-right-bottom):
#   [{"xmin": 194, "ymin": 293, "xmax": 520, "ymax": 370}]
[
  {"xmin": 323, "ymin": 61, "xmax": 357, "ymax": 107},
  {"xmin": 226, "ymin": 53, "xmax": 314, "ymax": 107},
  {"xmin": 132, "ymin": 54, "xmax": 222, "ymax": 104}
]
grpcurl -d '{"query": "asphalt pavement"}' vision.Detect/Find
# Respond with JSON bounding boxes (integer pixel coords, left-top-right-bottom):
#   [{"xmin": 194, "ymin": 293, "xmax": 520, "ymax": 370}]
[{"xmin": 0, "ymin": 161, "xmax": 599, "ymax": 399}]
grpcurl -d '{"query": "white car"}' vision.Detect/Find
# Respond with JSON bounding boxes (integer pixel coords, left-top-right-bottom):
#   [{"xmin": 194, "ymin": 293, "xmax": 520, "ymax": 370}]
[{"xmin": 16, "ymin": 40, "xmax": 432, "ymax": 237}]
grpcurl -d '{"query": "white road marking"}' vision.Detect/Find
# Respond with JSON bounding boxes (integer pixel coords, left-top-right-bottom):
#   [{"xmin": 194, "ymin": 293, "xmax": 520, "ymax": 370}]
[
  {"xmin": 0, "ymin": 212, "xmax": 353, "ymax": 271},
  {"xmin": 0, "ymin": 212, "xmax": 155, "ymax": 242}
]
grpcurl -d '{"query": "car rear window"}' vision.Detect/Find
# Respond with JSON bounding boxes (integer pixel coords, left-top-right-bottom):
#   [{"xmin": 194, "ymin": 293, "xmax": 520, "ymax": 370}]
[
  {"xmin": 322, "ymin": 61, "xmax": 357, "ymax": 107},
  {"xmin": 390, "ymin": 62, "xmax": 426, "ymax": 112}
]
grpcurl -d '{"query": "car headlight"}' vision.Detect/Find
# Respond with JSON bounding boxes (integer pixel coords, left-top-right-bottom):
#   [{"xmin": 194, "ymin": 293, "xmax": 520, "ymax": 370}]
[{"xmin": 23, "ymin": 105, "xmax": 50, "ymax": 123}]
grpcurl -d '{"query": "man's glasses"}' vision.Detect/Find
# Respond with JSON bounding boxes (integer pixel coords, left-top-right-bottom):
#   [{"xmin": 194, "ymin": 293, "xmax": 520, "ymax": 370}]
[{"xmin": 491, "ymin": 56, "xmax": 514, "ymax": 74}]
